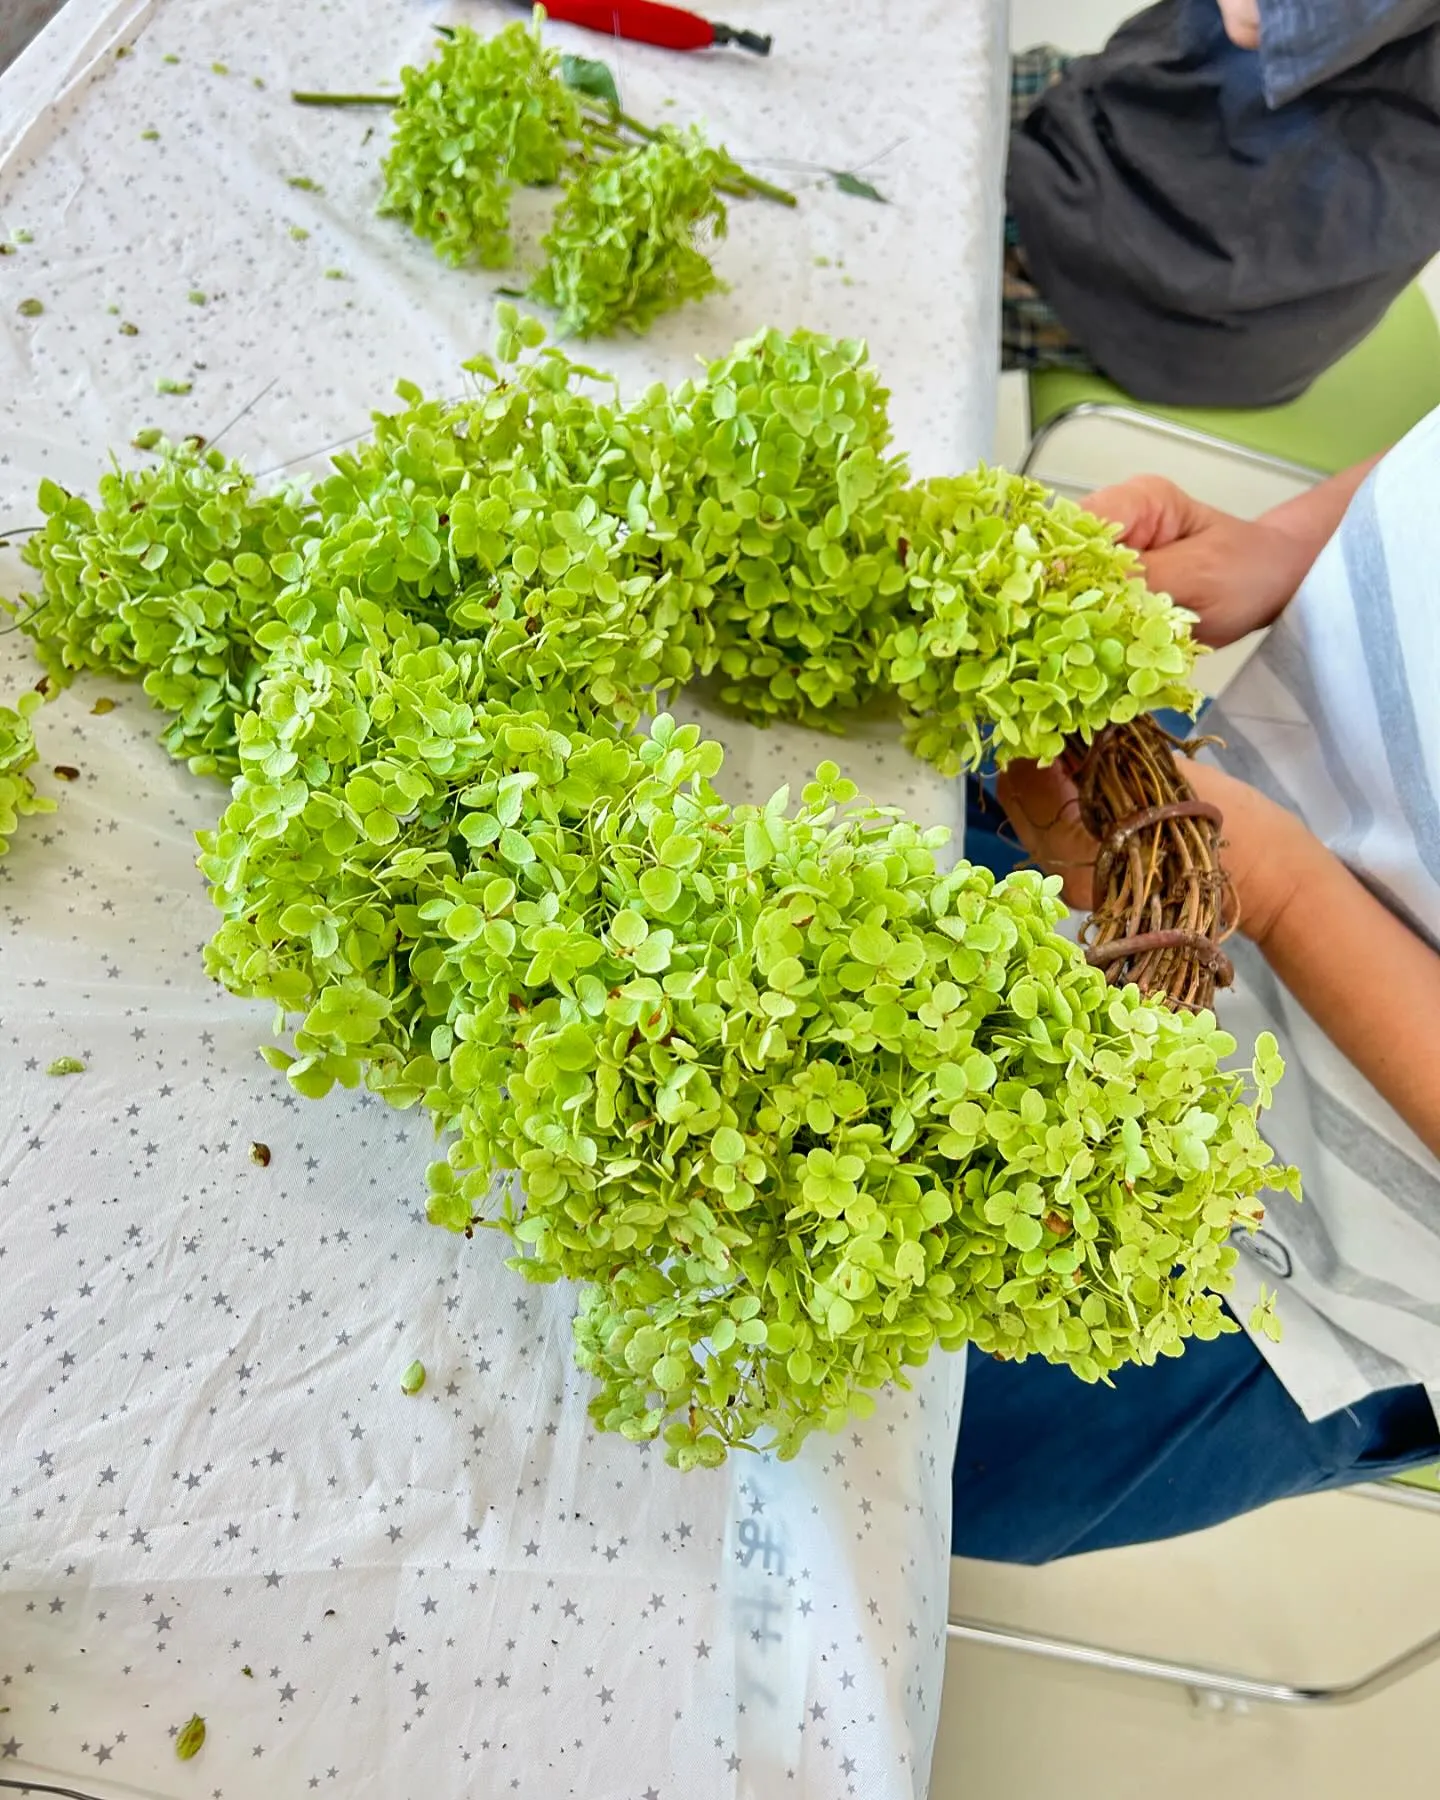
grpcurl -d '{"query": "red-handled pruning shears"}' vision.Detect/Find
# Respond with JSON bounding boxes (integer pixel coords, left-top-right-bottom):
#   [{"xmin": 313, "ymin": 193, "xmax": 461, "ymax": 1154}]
[{"xmin": 518, "ymin": 0, "xmax": 771, "ymax": 55}]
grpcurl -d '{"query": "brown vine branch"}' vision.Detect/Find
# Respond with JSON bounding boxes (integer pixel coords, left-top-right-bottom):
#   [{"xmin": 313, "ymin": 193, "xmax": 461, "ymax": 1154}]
[{"xmin": 1070, "ymin": 715, "xmax": 1237, "ymax": 1013}]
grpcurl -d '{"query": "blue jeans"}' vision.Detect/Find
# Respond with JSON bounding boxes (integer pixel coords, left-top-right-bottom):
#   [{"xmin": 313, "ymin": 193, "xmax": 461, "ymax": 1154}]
[
  {"xmin": 964, "ymin": 707, "xmax": 1202, "ymax": 882},
  {"xmin": 952, "ymin": 1330, "xmax": 1440, "ymax": 1563},
  {"xmin": 957, "ymin": 753, "xmax": 1440, "ymax": 1561}
]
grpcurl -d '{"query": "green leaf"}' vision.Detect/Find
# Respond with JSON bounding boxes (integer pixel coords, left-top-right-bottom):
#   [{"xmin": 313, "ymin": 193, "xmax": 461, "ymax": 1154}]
[
  {"xmin": 712, "ymin": 1126, "xmax": 746, "ymax": 1165},
  {"xmin": 560, "ymin": 52, "xmax": 620, "ymax": 109},
  {"xmin": 893, "ymin": 1240, "xmax": 925, "ymax": 1284},
  {"xmin": 827, "ymin": 1294, "xmax": 855, "ymax": 1335},
  {"xmin": 1005, "ymin": 1214, "xmax": 1044, "ymax": 1253},
  {"xmin": 639, "ymin": 866, "xmax": 682, "ymax": 913},
  {"xmin": 610, "ymin": 910, "xmax": 649, "ymax": 951},
  {"xmin": 1250, "ymin": 1286, "xmax": 1283, "ymax": 1344},
  {"xmin": 550, "ymin": 1022, "xmax": 596, "ymax": 1072},
  {"xmin": 830, "ymin": 170, "xmax": 888, "ymax": 203},
  {"xmin": 175, "ymin": 1715, "xmax": 206, "ymax": 1761},
  {"xmin": 426, "ymin": 1187, "xmax": 471, "ymax": 1234},
  {"xmin": 848, "ymin": 921, "xmax": 894, "ymax": 966}
]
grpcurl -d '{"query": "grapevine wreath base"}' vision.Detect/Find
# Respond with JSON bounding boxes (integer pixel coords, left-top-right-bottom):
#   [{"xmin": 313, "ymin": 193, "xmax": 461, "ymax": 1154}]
[
  {"xmin": 5, "ymin": 319, "xmax": 1295, "ymax": 1467},
  {"xmin": 1072, "ymin": 716, "xmax": 1234, "ymax": 1014}
]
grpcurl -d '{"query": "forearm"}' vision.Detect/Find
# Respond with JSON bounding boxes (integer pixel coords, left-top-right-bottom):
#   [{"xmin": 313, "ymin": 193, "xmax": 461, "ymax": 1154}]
[
  {"xmin": 1260, "ymin": 452, "xmax": 1385, "ymax": 585},
  {"xmin": 1003, "ymin": 749, "xmax": 1440, "ymax": 1153},
  {"xmin": 1253, "ymin": 835, "xmax": 1440, "ymax": 1159},
  {"xmin": 1184, "ymin": 758, "xmax": 1440, "ymax": 1156}
]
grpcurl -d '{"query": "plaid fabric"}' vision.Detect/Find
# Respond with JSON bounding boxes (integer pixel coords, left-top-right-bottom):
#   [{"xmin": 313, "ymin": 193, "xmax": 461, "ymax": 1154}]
[
  {"xmin": 1009, "ymin": 44, "xmax": 1071, "ymax": 126},
  {"xmin": 1003, "ymin": 47, "xmax": 1095, "ymax": 374}
]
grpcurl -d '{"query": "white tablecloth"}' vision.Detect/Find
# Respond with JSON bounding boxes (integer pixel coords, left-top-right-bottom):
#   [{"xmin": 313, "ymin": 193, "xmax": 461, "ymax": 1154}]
[{"xmin": 0, "ymin": 3, "xmax": 1006, "ymax": 1794}]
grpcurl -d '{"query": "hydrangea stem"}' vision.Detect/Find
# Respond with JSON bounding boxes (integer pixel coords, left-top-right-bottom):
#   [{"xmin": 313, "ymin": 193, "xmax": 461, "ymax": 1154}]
[
  {"xmin": 580, "ymin": 102, "xmax": 796, "ymax": 207},
  {"xmin": 289, "ymin": 91, "xmax": 797, "ymax": 206},
  {"xmin": 291, "ymin": 91, "xmax": 402, "ymax": 106}
]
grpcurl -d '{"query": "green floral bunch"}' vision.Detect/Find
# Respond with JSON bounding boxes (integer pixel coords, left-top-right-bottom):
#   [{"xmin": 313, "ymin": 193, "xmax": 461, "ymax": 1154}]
[
  {"xmin": 529, "ymin": 130, "xmax": 737, "ymax": 337},
  {"xmin": 0, "ymin": 688, "xmax": 55, "ymax": 856},
  {"xmin": 367, "ymin": 20, "xmax": 786, "ymax": 337},
  {"xmin": 13, "ymin": 319, "xmax": 1284, "ymax": 1467},
  {"xmin": 662, "ymin": 327, "xmax": 911, "ymax": 725},
  {"xmin": 201, "ymin": 648, "xmax": 1292, "ymax": 1466},
  {"xmin": 199, "ymin": 607, "xmax": 604, "ymax": 1103},
  {"xmin": 378, "ymin": 19, "xmax": 583, "ymax": 269},
  {"xmin": 279, "ymin": 312, "xmax": 702, "ymax": 723},
  {"xmin": 882, "ymin": 471, "xmax": 1200, "ymax": 775},
  {"xmin": 491, "ymin": 756, "xmax": 1289, "ymax": 1467},
  {"xmin": 17, "ymin": 450, "xmax": 313, "ymax": 776}
]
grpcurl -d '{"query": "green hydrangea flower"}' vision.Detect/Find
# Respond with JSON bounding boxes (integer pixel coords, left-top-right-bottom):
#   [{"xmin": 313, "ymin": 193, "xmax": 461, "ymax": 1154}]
[
  {"xmin": 16, "ymin": 316, "xmax": 1293, "ymax": 1468},
  {"xmin": 379, "ymin": 20, "xmax": 583, "ymax": 269},
  {"xmin": 19, "ymin": 448, "xmax": 313, "ymax": 776},
  {"xmin": 529, "ymin": 129, "xmax": 736, "ymax": 337},
  {"xmin": 0, "ymin": 688, "xmax": 56, "ymax": 856},
  {"xmin": 665, "ymin": 327, "xmax": 910, "ymax": 725},
  {"xmin": 883, "ymin": 470, "xmax": 1201, "ymax": 773}
]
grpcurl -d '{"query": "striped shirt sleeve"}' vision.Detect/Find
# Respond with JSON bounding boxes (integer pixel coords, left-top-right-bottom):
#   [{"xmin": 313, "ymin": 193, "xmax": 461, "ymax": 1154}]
[{"xmin": 1201, "ymin": 405, "xmax": 1440, "ymax": 1421}]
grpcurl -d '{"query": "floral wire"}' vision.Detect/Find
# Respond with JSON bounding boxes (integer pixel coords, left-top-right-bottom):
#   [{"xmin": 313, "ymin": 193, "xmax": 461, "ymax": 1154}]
[
  {"xmin": 737, "ymin": 136, "xmax": 909, "ymax": 176},
  {"xmin": 256, "ymin": 391, "xmax": 474, "ymax": 480},
  {"xmin": 0, "ymin": 600, "xmax": 43, "ymax": 637},
  {"xmin": 0, "ymin": 1780, "xmax": 121, "ymax": 1800},
  {"xmin": 207, "ymin": 374, "xmax": 281, "ymax": 452}
]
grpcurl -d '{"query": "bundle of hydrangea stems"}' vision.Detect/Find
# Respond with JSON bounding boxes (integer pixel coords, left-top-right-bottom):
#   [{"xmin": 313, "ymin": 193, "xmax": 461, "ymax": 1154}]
[
  {"xmin": 7, "ymin": 315, "xmax": 1297, "ymax": 1469},
  {"xmin": 293, "ymin": 15, "xmax": 798, "ymax": 339}
]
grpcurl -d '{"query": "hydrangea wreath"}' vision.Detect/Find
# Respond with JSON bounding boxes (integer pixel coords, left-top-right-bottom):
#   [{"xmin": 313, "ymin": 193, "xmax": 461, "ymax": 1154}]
[{"xmin": 7, "ymin": 315, "xmax": 1296, "ymax": 1466}]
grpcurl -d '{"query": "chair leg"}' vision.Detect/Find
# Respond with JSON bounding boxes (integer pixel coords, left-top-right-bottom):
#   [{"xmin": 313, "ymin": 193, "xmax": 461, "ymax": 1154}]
[
  {"xmin": 1018, "ymin": 402, "xmax": 1099, "ymax": 478},
  {"xmin": 946, "ymin": 1615, "xmax": 1440, "ymax": 1706},
  {"xmin": 1356, "ymin": 1480, "xmax": 1440, "ymax": 1516}
]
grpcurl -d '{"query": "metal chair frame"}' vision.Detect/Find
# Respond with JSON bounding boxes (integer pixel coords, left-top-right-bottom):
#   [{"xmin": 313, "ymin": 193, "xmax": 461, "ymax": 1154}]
[
  {"xmin": 944, "ymin": 1613, "xmax": 1440, "ymax": 1708},
  {"xmin": 943, "ymin": 1476, "xmax": 1440, "ymax": 1699},
  {"xmin": 948, "ymin": 1465, "xmax": 1440, "ymax": 1707},
  {"xmin": 1018, "ymin": 399, "xmax": 1325, "ymax": 487}
]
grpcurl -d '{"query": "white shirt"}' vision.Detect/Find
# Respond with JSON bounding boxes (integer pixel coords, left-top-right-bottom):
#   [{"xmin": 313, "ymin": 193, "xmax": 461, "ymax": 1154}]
[{"xmin": 1202, "ymin": 405, "xmax": 1440, "ymax": 1423}]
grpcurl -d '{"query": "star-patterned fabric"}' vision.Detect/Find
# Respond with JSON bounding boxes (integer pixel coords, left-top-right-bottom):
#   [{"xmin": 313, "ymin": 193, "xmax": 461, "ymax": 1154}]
[{"xmin": 0, "ymin": 1, "xmax": 1005, "ymax": 1794}]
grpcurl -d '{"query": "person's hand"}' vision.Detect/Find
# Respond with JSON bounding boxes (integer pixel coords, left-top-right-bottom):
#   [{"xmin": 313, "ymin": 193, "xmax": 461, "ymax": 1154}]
[
  {"xmin": 1083, "ymin": 475, "xmax": 1312, "ymax": 650},
  {"xmin": 995, "ymin": 753, "xmax": 1310, "ymax": 948},
  {"xmin": 1217, "ymin": 0, "xmax": 1261, "ymax": 48},
  {"xmin": 994, "ymin": 757, "xmax": 1098, "ymax": 912}
]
